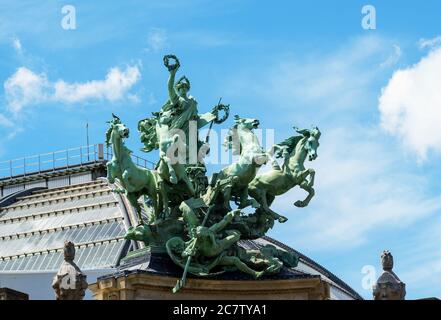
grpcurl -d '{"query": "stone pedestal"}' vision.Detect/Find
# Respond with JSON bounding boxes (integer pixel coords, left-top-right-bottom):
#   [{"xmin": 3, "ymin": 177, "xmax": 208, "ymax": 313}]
[
  {"xmin": 89, "ymin": 249, "xmax": 330, "ymax": 300},
  {"xmin": 89, "ymin": 271, "xmax": 330, "ymax": 300}
]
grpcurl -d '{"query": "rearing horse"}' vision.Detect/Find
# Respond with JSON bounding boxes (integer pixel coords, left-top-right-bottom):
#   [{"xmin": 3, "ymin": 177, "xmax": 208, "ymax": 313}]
[
  {"xmin": 248, "ymin": 127, "xmax": 321, "ymax": 223},
  {"xmin": 106, "ymin": 114, "xmax": 161, "ymax": 224},
  {"xmin": 216, "ymin": 115, "xmax": 268, "ymax": 209}
]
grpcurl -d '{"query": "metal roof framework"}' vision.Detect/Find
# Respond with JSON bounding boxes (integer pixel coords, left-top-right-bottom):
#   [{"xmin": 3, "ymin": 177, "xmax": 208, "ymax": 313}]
[{"xmin": 0, "ymin": 164, "xmax": 133, "ymax": 273}]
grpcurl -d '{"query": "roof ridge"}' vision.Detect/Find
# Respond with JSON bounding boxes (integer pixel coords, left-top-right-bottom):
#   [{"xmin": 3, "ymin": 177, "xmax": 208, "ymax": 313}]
[
  {"xmin": 0, "ymin": 200, "xmax": 118, "ymax": 224},
  {"xmin": 3, "ymin": 188, "xmax": 112, "ymax": 210},
  {"xmin": 17, "ymin": 182, "xmax": 108, "ymax": 200},
  {"xmin": 0, "ymin": 216, "xmax": 123, "ymax": 240}
]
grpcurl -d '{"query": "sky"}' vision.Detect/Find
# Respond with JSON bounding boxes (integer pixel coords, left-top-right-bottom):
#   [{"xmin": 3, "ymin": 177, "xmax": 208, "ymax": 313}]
[{"xmin": 1, "ymin": 0, "xmax": 441, "ymax": 299}]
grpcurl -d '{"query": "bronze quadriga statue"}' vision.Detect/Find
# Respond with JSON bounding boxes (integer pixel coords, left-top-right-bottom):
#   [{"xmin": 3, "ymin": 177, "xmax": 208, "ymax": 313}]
[{"xmin": 107, "ymin": 55, "xmax": 320, "ymax": 292}]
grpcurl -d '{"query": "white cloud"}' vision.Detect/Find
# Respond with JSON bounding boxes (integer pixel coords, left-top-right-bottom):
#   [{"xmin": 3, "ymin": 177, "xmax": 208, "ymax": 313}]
[
  {"xmin": 379, "ymin": 45, "xmax": 401, "ymax": 68},
  {"xmin": 379, "ymin": 47, "xmax": 441, "ymax": 160},
  {"xmin": 4, "ymin": 65, "xmax": 141, "ymax": 113},
  {"xmin": 11, "ymin": 37, "xmax": 23, "ymax": 54},
  {"xmin": 53, "ymin": 65, "xmax": 141, "ymax": 103},
  {"xmin": 146, "ymin": 28, "xmax": 167, "ymax": 52},
  {"xmin": 419, "ymin": 35, "xmax": 441, "ymax": 49},
  {"xmin": 4, "ymin": 67, "xmax": 49, "ymax": 113}
]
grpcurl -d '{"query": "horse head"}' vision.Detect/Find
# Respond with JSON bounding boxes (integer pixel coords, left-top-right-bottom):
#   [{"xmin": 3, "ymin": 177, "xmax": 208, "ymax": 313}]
[
  {"xmin": 224, "ymin": 115, "xmax": 266, "ymax": 165},
  {"xmin": 233, "ymin": 115, "xmax": 260, "ymax": 131},
  {"xmin": 295, "ymin": 126, "xmax": 321, "ymax": 161},
  {"xmin": 105, "ymin": 114, "xmax": 130, "ymax": 147}
]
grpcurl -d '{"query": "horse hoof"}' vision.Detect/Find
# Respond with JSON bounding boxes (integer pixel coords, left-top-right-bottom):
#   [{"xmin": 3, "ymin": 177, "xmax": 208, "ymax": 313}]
[
  {"xmin": 294, "ymin": 201, "xmax": 305, "ymax": 208},
  {"xmin": 278, "ymin": 216, "xmax": 288, "ymax": 223}
]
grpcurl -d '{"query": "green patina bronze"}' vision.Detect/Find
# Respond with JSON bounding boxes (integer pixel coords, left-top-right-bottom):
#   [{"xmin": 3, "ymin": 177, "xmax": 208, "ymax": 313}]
[
  {"xmin": 105, "ymin": 114, "xmax": 163, "ymax": 224},
  {"xmin": 105, "ymin": 55, "xmax": 320, "ymax": 292},
  {"xmin": 217, "ymin": 115, "xmax": 267, "ymax": 210},
  {"xmin": 249, "ymin": 127, "xmax": 321, "ymax": 223}
]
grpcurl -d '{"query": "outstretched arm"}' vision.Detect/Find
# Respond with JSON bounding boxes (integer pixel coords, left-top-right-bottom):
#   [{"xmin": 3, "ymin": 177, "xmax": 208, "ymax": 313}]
[
  {"xmin": 168, "ymin": 69, "xmax": 178, "ymax": 104},
  {"xmin": 197, "ymin": 112, "xmax": 217, "ymax": 128},
  {"xmin": 163, "ymin": 55, "xmax": 180, "ymax": 104}
]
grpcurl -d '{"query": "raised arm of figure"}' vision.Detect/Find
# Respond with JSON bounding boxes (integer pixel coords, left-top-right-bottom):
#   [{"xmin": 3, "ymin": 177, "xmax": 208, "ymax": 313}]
[{"xmin": 164, "ymin": 55, "xmax": 180, "ymax": 104}]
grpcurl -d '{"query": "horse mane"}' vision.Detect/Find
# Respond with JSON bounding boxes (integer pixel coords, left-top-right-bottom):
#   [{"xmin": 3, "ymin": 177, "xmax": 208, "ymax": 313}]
[
  {"xmin": 106, "ymin": 114, "xmax": 122, "ymax": 147},
  {"xmin": 105, "ymin": 126, "xmax": 113, "ymax": 147},
  {"xmin": 223, "ymin": 123, "xmax": 241, "ymax": 154},
  {"xmin": 275, "ymin": 135, "xmax": 304, "ymax": 157}
]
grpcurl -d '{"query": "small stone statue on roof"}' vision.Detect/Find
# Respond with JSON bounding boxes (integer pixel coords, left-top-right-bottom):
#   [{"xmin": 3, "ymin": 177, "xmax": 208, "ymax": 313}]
[
  {"xmin": 373, "ymin": 250, "xmax": 406, "ymax": 300},
  {"xmin": 52, "ymin": 241, "xmax": 88, "ymax": 300}
]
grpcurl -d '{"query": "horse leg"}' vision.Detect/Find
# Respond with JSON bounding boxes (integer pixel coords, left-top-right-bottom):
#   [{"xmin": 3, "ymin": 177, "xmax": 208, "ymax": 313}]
[
  {"xmin": 248, "ymin": 184, "xmax": 261, "ymax": 209},
  {"xmin": 264, "ymin": 193, "xmax": 290, "ymax": 223},
  {"xmin": 153, "ymin": 184, "xmax": 163, "ymax": 221},
  {"xmin": 127, "ymin": 193, "xmax": 143, "ymax": 225},
  {"xmin": 294, "ymin": 180, "xmax": 315, "ymax": 208},
  {"xmin": 266, "ymin": 194, "xmax": 275, "ymax": 207},
  {"xmin": 106, "ymin": 162, "xmax": 113, "ymax": 183},
  {"xmin": 140, "ymin": 195, "xmax": 153, "ymax": 224},
  {"xmin": 122, "ymin": 170, "xmax": 135, "ymax": 193},
  {"xmin": 237, "ymin": 187, "xmax": 249, "ymax": 209},
  {"xmin": 249, "ymin": 184, "xmax": 267, "ymax": 211},
  {"xmin": 157, "ymin": 180, "xmax": 169, "ymax": 219},
  {"xmin": 149, "ymin": 192, "xmax": 158, "ymax": 222},
  {"xmin": 255, "ymin": 191, "xmax": 288, "ymax": 224},
  {"xmin": 143, "ymin": 173, "xmax": 158, "ymax": 221},
  {"xmin": 269, "ymin": 208, "xmax": 288, "ymax": 224},
  {"xmin": 249, "ymin": 186, "xmax": 287, "ymax": 223},
  {"xmin": 307, "ymin": 169, "xmax": 315, "ymax": 187},
  {"xmin": 220, "ymin": 175, "xmax": 238, "ymax": 210},
  {"xmin": 292, "ymin": 168, "xmax": 314, "ymax": 208},
  {"xmin": 173, "ymin": 164, "xmax": 195, "ymax": 196},
  {"xmin": 106, "ymin": 161, "xmax": 116, "ymax": 184},
  {"xmin": 221, "ymin": 184, "xmax": 233, "ymax": 210},
  {"xmin": 164, "ymin": 157, "xmax": 178, "ymax": 184},
  {"xmin": 168, "ymin": 163, "xmax": 178, "ymax": 184},
  {"xmin": 158, "ymin": 156, "xmax": 177, "ymax": 184},
  {"xmin": 237, "ymin": 187, "xmax": 258, "ymax": 209}
]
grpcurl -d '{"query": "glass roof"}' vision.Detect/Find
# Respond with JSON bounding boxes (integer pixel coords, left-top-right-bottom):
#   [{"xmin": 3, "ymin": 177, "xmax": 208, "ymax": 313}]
[
  {"xmin": 0, "ymin": 240, "xmax": 125, "ymax": 272},
  {"xmin": 0, "ymin": 179, "xmax": 131, "ymax": 272}
]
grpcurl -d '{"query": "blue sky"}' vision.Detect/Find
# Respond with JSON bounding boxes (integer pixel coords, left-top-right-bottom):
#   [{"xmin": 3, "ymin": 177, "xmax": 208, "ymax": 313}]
[{"xmin": 1, "ymin": 0, "xmax": 441, "ymax": 299}]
